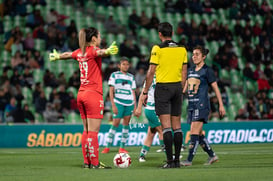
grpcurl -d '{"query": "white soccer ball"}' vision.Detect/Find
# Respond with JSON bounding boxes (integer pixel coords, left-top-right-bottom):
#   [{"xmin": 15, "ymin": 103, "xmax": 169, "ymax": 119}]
[{"xmin": 113, "ymin": 153, "xmax": 131, "ymax": 168}]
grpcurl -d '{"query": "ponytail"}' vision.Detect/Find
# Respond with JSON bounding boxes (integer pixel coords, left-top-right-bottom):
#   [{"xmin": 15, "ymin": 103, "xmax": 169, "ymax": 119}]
[
  {"xmin": 79, "ymin": 28, "xmax": 87, "ymax": 55},
  {"xmin": 78, "ymin": 27, "xmax": 98, "ymax": 55}
]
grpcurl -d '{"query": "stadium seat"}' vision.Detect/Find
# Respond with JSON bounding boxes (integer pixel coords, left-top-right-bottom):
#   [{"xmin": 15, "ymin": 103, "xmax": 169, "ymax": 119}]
[
  {"xmin": 67, "ymin": 86, "xmax": 77, "ymax": 98},
  {"xmin": 192, "ymin": 13, "xmax": 201, "ymax": 25},
  {"xmin": 237, "ymin": 57, "xmax": 245, "ymax": 69},
  {"xmin": 22, "ymin": 87, "xmax": 33, "ymax": 105},
  {"xmin": 3, "ymin": 17, "xmax": 13, "ymax": 32},
  {"xmin": 228, "ymin": 104, "xmax": 237, "ymax": 120},
  {"xmin": 116, "ymin": 6, "xmax": 126, "ymax": 25},
  {"xmin": 64, "ymin": 5, "xmax": 74, "ymax": 18},
  {"xmin": 219, "ymin": 69, "xmax": 230, "ymax": 80},
  {"xmin": 202, "ymin": 13, "xmax": 210, "ymax": 24},
  {"xmin": 34, "ymin": 113, "xmax": 44, "ymax": 123},
  {"xmin": 155, "ymin": 7, "xmax": 163, "ymax": 21},
  {"xmin": 131, "ymin": 57, "xmax": 138, "ymax": 69},
  {"xmin": 231, "ymin": 69, "xmax": 243, "ymax": 87},
  {"xmin": 106, "ymin": 33, "xmax": 115, "ymax": 45},
  {"xmin": 34, "ymin": 39, "xmax": 45, "ymax": 51},
  {"xmin": 139, "ymin": 28, "xmax": 149, "ymax": 39},
  {"xmin": 184, "ymin": 13, "xmax": 192, "ymax": 24},
  {"xmin": 117, "ymin": 34, "xmax": 125, "ymax": 43},
  {"xmin": 44, "ymin": 87, "xmax": 52, "ymax": 100},
  {"xmin": 140, "ymin": 45, "xmax": 149, "ymax": 55},
  {"xmin": 33, "ymin": 69, "xmax": 43, "ymax": 83},
  {"xmin": 103, "ymin": 81, "xmax": 109, "ymax": 100},
  {"xmin": 67, "ymin": 112, "xmax": 80, "ymax": 124},
  {"xmin": 246, "ymin": 80, "xmax": 258, "ymax": 93}
]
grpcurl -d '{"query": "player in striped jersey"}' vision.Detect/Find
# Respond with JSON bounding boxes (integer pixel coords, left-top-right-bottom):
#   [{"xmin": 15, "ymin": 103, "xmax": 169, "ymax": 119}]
[
  {"xmin": 102, "ymin": 57, "xmax": 137, "ymax": 154},
  {"xmin": 135, "ymin": 76, "xmax": 164, "ymax": 162}
]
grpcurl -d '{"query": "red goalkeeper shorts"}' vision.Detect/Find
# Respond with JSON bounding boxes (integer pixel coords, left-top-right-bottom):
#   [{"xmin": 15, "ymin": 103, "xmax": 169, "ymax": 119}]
[{"xmin": 77, "ymin": 90, "xmax": 104, "ymax": 119}]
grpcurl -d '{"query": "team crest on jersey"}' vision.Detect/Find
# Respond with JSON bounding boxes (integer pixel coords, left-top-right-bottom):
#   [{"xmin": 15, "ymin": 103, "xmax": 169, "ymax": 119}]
[{"xmin": 188, "ymin": 77, "xmax": 201, "ymax": 96}]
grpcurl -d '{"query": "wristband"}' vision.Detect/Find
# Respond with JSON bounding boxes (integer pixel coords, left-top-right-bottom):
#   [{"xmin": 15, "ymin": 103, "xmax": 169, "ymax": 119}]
[{"xmin": 143, "ymin": 92, "xmax": 148, "ymax": 95}]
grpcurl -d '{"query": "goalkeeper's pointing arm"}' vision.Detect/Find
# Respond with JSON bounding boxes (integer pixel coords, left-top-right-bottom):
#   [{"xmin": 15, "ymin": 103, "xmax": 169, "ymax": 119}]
[
  {"xmin": 49, "ymin": 41, "xmax": 118, "ymax": 61},
  {"xmin": 97, "ymin": 41, "xmax": 119, "ymax": 57},
  {"xmin": 49, "ymin": 49, "xmax": 72, "ymax": 61}
]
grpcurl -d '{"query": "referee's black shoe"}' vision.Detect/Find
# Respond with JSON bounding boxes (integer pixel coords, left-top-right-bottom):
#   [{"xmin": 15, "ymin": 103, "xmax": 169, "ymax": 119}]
[
  {"xmin": 161, "ymin": 161, "xmax": 175, "ymax": 169},
  {"xmin": 174, "ymin": 159, "xmax": 181, "ymax": 168}
]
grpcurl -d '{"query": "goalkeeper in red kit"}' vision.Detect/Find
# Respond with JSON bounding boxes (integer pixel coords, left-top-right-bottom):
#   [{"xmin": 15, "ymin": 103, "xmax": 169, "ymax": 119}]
[{"xmin": 49, "ymin": 27, "xmax": 118, "ymax": 169}]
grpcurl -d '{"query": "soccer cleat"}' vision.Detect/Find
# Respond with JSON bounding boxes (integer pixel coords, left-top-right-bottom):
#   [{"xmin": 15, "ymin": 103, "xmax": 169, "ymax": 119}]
[
  {"xmin": 82, "ymin": 163, "xmax": 90, "ymax": 169},
  {"xmin": 119, "ymin": 148, "xmax": 129, "ymax": 153},
  {"xmin": 180, "ymin": 160, "xmax": 192, "ymax": 166},
  {"xmin": 174, "ymin": 159, "xmax": 181, "ymax": 168},
  {"xmin": 181, "ymin": 145, "xmax": 187, "ymax": 152},
  {"xmin": 204, "ymin": 155, "xmax": 219, "ymax": 165},
  {"xmin": 156, "ymin": 146, "xmax": 165, "ymax": 153},
  {"xmin": 161, "ymin": 161, "xmax": 175, "ymax": 169},
  {"xmin": 139, "ymin": 156, "xmax": 146, "ymax": 162},
  {"xmin": 101, "ymin": 147, "xmax": 110, "ymax": 154},
  {"xmin": 91, "ymin": 162, "xmax": 112, "ymax": 169}
]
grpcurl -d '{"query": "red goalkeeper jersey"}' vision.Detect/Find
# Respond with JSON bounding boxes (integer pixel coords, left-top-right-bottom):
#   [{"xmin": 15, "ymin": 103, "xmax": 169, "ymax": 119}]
[{"xmin": 72, "ymin": 46, "xmax": 103, "ymax": 94}]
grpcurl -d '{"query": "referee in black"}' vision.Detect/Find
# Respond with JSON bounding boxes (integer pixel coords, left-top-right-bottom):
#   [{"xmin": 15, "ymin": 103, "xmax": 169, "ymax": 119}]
[{"xmin": 141, "ymin": 22, "xmax": 188, "ymax": 168}]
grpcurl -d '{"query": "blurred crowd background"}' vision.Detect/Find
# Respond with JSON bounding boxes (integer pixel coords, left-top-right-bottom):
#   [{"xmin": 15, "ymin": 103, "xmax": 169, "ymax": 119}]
[{"xmin": 0, "ymin": 0, "xmax": 273, "ymax": 124}]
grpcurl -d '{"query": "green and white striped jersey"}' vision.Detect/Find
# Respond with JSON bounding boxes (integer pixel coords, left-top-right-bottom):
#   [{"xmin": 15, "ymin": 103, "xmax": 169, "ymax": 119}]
[
  {"xmin": 144, "ymin": 76, "xmax": 156, "ymax": 110},
  {"xmin": 108, "ymin": 71, "xmax": 136, "ymax": 106}
]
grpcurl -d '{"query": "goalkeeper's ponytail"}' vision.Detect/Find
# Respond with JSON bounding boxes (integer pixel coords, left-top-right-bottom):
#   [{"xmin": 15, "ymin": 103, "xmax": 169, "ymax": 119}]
[
  {"xmin": 79, "ymin": 27, "xmax": 98, "ymax": 55},
  {"xmin": 79, "ymin": 28, "xmax": 87, "ymax": 55}
]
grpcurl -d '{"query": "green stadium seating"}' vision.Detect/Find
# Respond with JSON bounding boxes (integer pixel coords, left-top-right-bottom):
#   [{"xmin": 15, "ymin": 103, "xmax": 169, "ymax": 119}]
[
  {"xmin": 103, "ymin": 81, "xmax": 109, "ymax": 100},
  {"xmin": 67, "ymin": 86, "xmax": 77, "ymax": 98},
  {"xmin": 22, "ymin": 87, "xmax": 33, "ymax": 105},
  {"xmin": 44, "ymin": 87, "xmax": 52, "ymax": 100},
  {"xmin": 219, "ymin": 69, "xmax": 230, "ymax": 80},
  {"xmin": 67, "ymin": 112, "xmax": 81, "ymax": 124},
  {"xmin": 35, "ymin": 113, "xmax": 44, "ymax": 123},
  {"xmin": 1, "ymin": 0, "xmax": 269, "ymax": 123},
  {"xmin": 34, "ymin": 39, "xmax": 45, "ymax": 51},
  {"xmin": 131, "ymin": 57, "xmax": 138, "ymax": 69},
  {"xmin": 33, "ymin": 69, "xmax": 43, "ymax": 83}
]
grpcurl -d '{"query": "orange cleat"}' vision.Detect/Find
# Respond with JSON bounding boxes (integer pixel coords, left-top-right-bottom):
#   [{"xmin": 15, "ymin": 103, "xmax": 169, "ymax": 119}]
[
  {"xmin": 119, "ymin": 148, "xmax": 129, "ymax": 153},
  {"xmin": 101, "ymin": 148, "xmax": 110, "ymax": 154}
]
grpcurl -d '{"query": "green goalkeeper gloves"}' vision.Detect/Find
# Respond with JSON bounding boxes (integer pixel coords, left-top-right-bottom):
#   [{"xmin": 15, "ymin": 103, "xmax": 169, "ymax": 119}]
[
  {"xmin": 105, "ymin": 41, "xmax": 118, "ymax": 55},
  {"xmin": 49, "ymin": 49, "xmax": 60, "ymax": 61}
]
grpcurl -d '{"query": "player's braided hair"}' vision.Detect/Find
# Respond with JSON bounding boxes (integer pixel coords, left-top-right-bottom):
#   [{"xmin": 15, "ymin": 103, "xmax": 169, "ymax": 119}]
[{"xmin": 193, "ymin": 45, "xmax": 209, "ymax": 56}]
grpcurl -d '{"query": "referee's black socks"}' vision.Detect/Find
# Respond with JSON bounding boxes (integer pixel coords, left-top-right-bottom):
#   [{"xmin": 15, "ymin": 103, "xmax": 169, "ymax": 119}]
[
  {"xmin": 173, "ymin": 129, "xmax": 183, "ymax": 161},
  {"xmin": 163, "ymin": 128, "xmax": 173, "ymax": 163}
]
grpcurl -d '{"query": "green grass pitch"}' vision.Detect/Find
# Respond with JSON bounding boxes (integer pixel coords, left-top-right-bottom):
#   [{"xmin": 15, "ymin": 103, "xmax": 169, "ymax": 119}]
[{"xmin": 0, "ymin": 143, "xmax": 272, "ymax": 181}]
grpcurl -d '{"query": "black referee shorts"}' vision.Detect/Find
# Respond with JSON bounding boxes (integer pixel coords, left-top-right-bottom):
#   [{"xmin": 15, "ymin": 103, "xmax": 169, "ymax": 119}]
[{"xmin": 154, "ymin": 82, "xmax": 182, "ymax": 116}]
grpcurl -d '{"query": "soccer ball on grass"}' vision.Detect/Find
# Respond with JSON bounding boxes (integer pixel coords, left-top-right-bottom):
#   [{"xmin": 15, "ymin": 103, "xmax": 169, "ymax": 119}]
[{"xmin": 113, "ymin": 153, "xmax": 131, "ymax": 168}]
